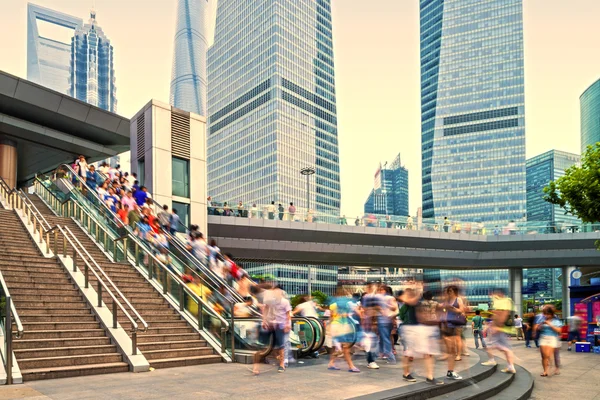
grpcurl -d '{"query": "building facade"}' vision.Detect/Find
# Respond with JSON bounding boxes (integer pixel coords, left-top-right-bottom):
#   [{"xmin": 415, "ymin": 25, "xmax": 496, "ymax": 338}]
[
  {"xmin": 70, "ymin": 11, "xmax": 117, "ymax": 113},
  {"xmin": 338, "ymin": 267, "xmax": 422, "ymax": 294},
  {"xmin": 364, "ymin": 154, "xmax": 409, "ymax": 216},
  {"xmin": 27, "ymin": 3, "xmax": 82, "ymax": 94},
  {"xmin": 244, "ymin": 263, "xmax": 338, "ymax": 297},
  {"xmin": 580, "ymin": 78, "xmax": 600, "ymax": 154},
  {"xmin": 170, "ymin": 0, "xmax": 209, "ymax": 116},
  {"xmin": 207, "ymin": 0, "xmax": 341, "ymax": 218},
  {"xmin": 526, "ymin": 150, "xmax": 580, "ymax": 231},
  {"xmin": 525, "ymin": 149, "xmax": 580, "ymax": 301},
  {"xmin": 423, "ymin": 269, "xmax": 509, "ymax": 306},
  {"xmin": 420, "ymin": 0, "xmax": 527, "ymax": 224}
]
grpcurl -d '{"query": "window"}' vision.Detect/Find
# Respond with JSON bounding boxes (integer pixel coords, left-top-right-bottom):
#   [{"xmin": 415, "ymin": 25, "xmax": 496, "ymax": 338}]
[
  {"xmin": 172, "ymin": 201, "xmax": 190, "ymax": 233},
  {"xmin": 172, "ymin": 157, "xmax": 190, "ymax": 198},
  {"xmin": 137, "ymin": 158, "xmax": 145, "ymax": 187}
]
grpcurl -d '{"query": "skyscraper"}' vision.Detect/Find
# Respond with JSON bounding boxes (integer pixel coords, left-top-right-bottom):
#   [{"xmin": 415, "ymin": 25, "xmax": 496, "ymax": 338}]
[
  {"xmin": 27, "ymin": 3, "xmax": 82, "ymax": 94},
  {"xmin": 420, "ymin": 0, "xmax": 527, "ymax": 224},
  {"xmin": 207, "ymin": 0, "xmax": 341, "ymax": 217},
  {"xmin": 170, "ymin": 0, "xmax": 209, "ymax": 116},
  {"xmin": 364, "ymin": 154, "xmax": 409, "ymax": 216},
  {"xmin": 580, "ymin": 78, "xmax": 600, "ymax": 154},
  {"xmin": 526, "ymin": 150, "xmax": 580, "ymax": 231},
  {"xmin": 70, "ymin": 10, "xmax": 117, "ymax": 113}
]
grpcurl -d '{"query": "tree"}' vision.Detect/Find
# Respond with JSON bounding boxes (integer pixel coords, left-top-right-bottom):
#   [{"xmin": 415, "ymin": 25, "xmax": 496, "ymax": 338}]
[{"xmin": 544, "ymin": 143, "xmax": 600, "ymax": 224}]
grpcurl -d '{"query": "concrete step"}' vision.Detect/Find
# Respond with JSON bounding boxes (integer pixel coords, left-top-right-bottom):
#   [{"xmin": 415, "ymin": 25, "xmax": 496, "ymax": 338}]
[
  {"xmin": 13, "ymin": 301, "xmax": 90, "ymax": 310},
  {"xmin": 150, "ymin": 355, "xmax": 222, "ymax": 369},
  {"xmin": 13, "ymin": 337, "xmax": 112, "ymax": 350},
  {"xmin": 7, "ymin": 282, "xmax": 77, "ymax": 291},
  {"xmin": 21, "ymin": 314, "xmax": 98, "ymax": 323},
  {"xmin": 5, "ymin": 276, "xmax": 70, "ymax": 285},
  {"xmin": 18, "ymin": 329, "xmax": 107, "ymax": 340},
  {"xmin": 102, "ymin": 296, "xmax": 165, "ymax": 305},
  {"xmin": 487, "ymin": 365, "xmax": 534, "ymax": 400},
  {"xmin": 145, "ymin": 326, "xmax": 194, "ymax": 335},
  {"xmin": 10, "ymin": 288, "xmax": 81, "ymax": 297},
  {"xmin": 131, "ymin": 320, "xmax": 189, "ymax": 328},
  {"xmin": 137, "ymin": 333, "xmax": 201, "ymax": 343},
  {"xmin": 13, "ymin": 294, "xmax": 84, "ymax": 303},
  {"xmin": 143, "ymin": 347, "xmax": 215, "ymax": 361},
  {"xmin": 428, "ymin": 368, "xmax": 514, "ymax": 400},
  {"xmin": 14, "ymin": 344, "xmax": 118, "ymax": 359},
  {"xmin": 20, "ymin": 322, "xmax": 101, "ymax": 331},
  {"xmin": 18, "ymin": 353, "xmax": 123, "ymax": 370},
  {"xmin": 137, "ymin": 340, "xmax": 208, "ymax": 351},
  {"xmin": 21, "ymin": 362, "xmax": 129, "ymax": 381},
  {"xmin": 18, "ymin": 307, "xmax": 92, "ymax": 315},
  {"xmin": 119, "ymin": 314, "xmax": 181, "ymax": 323},
  {"xmin": 0, "ymin": 263, "xmax": 66, "ymax": 272},
  {"xmin": 1, "ymin": 269, "xmax": 68, "ymax": 279}
]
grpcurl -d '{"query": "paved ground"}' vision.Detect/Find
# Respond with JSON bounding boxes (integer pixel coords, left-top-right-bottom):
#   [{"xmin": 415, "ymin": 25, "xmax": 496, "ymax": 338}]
[{"xmin": 0, "ymin": 339, "xmax": 598, "ymax": 400}]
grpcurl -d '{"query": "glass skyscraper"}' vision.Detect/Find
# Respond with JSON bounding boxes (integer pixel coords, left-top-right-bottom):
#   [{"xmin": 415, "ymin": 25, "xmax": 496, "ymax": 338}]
[
  {"xmin": 580, "ymin": 78, "xmax": 600, "ymax": 154},
  {"xmin": 207, "ymin": 0, "xmax": 341, "ymax": 217},
  {"xmin": 364, "ymin": 153, "xmax": 409, "ymax": 217},
  {"xmin": 70, "ymin": 11, "xmax": 117, "ymax": 113},
  {"xmin": 420, "ymin": 0, "xmax": 527, "ymax": 224},
  {"xmin": 27, "ymin": 3, "xmax": 82, "ymax": 94},
  {"xmin": 170, "ymin": 0, "xmax": 209, "ymax": 116},
  {"xmin": 526, "ymin": 150, "xmax": 580, "ymax": 231}
]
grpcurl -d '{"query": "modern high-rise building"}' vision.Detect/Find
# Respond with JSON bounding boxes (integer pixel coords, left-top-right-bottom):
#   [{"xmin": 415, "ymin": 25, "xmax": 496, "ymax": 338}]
[
  {"xmin": 420, "ymin": 0, "xmax": 527, "ymax": 224},
  {"xmin": 364, "ymin": 154, "xmax": 409, "ymax": 216},
  {"xmin": 524, "ymin": 149, "xmax": 580, "ymax": 302},
  {"xmin": 207, "ymin": 0, "xmax": 341, "ymax": 217},
  {"xmin": 27, "ymin": 3, "xmax": 82, "ymax": 94},
  {"xmin": 423, "ymin": 269, "xmax": 509, "ymax": 306},
  {"xmin": 70, "ymin": 10, "xmax": 117, "ymax": 113},
  {"xmin": 169, "ymin": 0, "xmax": 209, "ymax": 116},
  {"xmin": 580, "ymin": 78, "xmax": 600, "ymax": 154},
  {"xmin": 526, "ymin": 150, "xmax": 580, "ymax": 231}
]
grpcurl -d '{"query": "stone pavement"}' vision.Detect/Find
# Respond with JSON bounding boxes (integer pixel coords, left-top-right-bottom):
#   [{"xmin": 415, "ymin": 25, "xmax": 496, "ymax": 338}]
[{"xmin": 0, "ymin": 340, "xmax": 597, "ymax": 400}]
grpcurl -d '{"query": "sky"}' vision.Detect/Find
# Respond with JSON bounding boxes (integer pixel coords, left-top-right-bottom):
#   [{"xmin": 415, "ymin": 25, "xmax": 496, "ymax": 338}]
[{"xmin": 1, "ymin": 0, "xmax": 599, "ymax": 219}]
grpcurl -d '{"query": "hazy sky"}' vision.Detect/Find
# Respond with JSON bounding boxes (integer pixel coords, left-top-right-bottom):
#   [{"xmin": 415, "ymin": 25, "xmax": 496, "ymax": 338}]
[{"xmin": 1, "ymin": 0, "xmax": 599, "ymax": 218}]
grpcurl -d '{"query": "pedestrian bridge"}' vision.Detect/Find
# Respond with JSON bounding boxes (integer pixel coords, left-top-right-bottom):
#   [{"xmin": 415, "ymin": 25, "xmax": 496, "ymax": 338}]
[{"xmin": 208, "ymin": 216, "xmax": 600, "ymax": 268}]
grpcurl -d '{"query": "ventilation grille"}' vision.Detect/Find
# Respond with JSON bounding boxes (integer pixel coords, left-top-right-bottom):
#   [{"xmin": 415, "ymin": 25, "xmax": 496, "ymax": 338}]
[
  {"xmin": 171, "ymin": 113, "xmax": 190, "ymax": 159},
  {"xmin": 136, "ymin": 113, "xmax": 145, "ymax": 160}
]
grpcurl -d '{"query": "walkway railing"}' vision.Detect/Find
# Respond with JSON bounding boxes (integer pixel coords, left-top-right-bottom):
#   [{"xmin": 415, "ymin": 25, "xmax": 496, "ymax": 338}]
[{"xmin": 0, "ymin": 270, "xmax": 23, "ymax": 385}]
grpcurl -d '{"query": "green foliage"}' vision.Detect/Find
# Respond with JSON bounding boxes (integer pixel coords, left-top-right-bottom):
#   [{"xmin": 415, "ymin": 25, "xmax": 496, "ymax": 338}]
[
  {"xmin": 544, "ymin": 143, "xmax": 600, "ymax": 223},
  {"xmin": 290, "ymin": 290, "xmax": 329, "ymax": 309},
  {"xmin": 290, "ymin": 294, "xmax": 303, "ymax": 309}
]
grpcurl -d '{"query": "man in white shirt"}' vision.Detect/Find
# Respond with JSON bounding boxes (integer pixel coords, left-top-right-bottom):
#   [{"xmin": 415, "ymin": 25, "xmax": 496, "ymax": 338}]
[{"xmin": 514, "ymin": 315, "xmax": 524, "ymax": 340}]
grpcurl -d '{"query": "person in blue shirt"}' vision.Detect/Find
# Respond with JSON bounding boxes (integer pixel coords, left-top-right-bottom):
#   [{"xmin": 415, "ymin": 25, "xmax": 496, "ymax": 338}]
[
  {"xmin": 86, "ymin": 165, "xmax": 99, "ymax": 191},
  {"xmin": 135, "ymin": 217, "xmax": 152, "ymax": 241},
  {"xmin": 535, "ymin": 305, "xmax": 562, "ymax": 377},
  {"xmin": 169, "ymin": 209, "xmax": 180, "ymax": 235},
  {"xmin": 134, "ymin": 186, "xmax": 148, "ymax": 207}
]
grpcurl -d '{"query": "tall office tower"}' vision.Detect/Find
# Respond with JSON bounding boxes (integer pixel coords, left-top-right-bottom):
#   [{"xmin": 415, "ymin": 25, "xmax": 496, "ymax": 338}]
[
  {"xmin": 423, "ymin": 269, "xmax": 509, "ymax": 305},
  {"xmin": 580, "ymin": 78, "xmax": 600, "ymax": 154},
  {"xmin": 70, "ymin": 10, "xmax": 117, "ymax": 113},
  {"xmin": 27, "ymin": 3, "xmax": 82, "ymax": 94},
  {"xmin": 207, "ymin": 0, "xmax": 341, "ymax": 217},
  {"xmin": 364, "ymin": 154, "xmax": 409, "ymax": 216},
  {"xmin": 170, "ymin": 0, "xmax": 209, "ymax": 116},
  {"xmin": 420, "ymin": 0, "xmax": 527, "ymax": 224},
  {"xmin": 524, "ymin": 149, "xmax": 580, "ymax": 301}
]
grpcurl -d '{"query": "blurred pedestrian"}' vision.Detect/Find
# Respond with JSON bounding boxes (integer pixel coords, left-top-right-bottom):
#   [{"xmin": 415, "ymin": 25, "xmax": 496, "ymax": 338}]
[
  {"xmin": 481, "ymin": 288, "xmax": 517, "ymax": 374},
  {"xmin": 514, "ymin": 314, "xmax": 524, "ymax": 340},
  {"xmin": 536, "ymin": 305, "xmax": 562, "ymax": 377},
  {"xmin": 472, "ymin": 310, "xmax": 487, "ymax": 350},
  {"xmin": 328, "ymin": 288, "xmax": 360, "ymax": 372}
]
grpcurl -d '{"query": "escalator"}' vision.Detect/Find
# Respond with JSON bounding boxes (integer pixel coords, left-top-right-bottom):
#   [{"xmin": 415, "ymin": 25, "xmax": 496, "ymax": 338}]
[{"xmin": 34, "ymin": 167, "xmax": 325, "ymax": 362}]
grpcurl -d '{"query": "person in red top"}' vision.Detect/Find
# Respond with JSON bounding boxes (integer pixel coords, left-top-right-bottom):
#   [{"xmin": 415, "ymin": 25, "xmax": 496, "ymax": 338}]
[{"xmin": 117, "ymin": 203, "xmax": 129, "ymax": 225}]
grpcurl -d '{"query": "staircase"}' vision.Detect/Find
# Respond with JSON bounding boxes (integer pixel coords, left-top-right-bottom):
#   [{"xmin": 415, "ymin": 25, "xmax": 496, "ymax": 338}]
[
  {"xmin": 26, "ymin": 193, "xmax": 223, "ymax": 369},
  {"xmin": 0, "ymin": 209, "xmax": 129, "ymax": 381}
]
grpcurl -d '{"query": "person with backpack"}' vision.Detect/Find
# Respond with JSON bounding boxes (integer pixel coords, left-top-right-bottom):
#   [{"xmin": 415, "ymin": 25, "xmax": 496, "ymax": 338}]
[
  {"xmin": 481, "ymin": 288, "xmax": 517, "ymax": 374},
  {"xmin": 472, "ymin": 310, "xmax": 487, "ymax": 349}
]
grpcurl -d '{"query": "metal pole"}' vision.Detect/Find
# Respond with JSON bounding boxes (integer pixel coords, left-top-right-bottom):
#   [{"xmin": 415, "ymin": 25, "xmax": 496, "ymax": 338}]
[
  {"xmin": 230, "ymin": 311, "xmax": 235, "ymax": 360},
  {"xmin": 73, "ymin": 250, "xmax": 77, "ymax": 272},
  {"xmin": 132, "ymin": 331, "xmax": 137, "ymax": 356},
  {"xmin": 98, "ymin": 281, "xmax": 103, "ymax": 307},
  {"xmin": 306, "ymin": 173, "xmax": 312, "ymax": 295},
  {"xmin": 6, "ymin": 297, "xmax": 13, "ymax": 385},
  {"xmin": 112, "ymin": 301, "xmax": 118, "ymax": 329}
]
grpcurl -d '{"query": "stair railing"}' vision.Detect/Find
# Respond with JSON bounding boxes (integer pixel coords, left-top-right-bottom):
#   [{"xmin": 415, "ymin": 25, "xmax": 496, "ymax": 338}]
[{"xmin": 0, "ymin": 271, "xmax": 23, "ymax": 385}]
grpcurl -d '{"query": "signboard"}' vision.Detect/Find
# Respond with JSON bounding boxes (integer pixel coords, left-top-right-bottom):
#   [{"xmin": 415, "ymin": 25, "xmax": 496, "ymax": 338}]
[
  {"xmin": 593, "ymin": 301, "xmax": 600, "ymax": 320},
  {"xmin": 574, "ymin": 303, "xmax": 589, "ymax": 339}
]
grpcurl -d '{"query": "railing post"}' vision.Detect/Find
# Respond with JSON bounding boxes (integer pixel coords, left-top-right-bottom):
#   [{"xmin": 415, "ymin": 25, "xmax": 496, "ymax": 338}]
[
  {"xmin": 84, "ymin": 263, "xmax": 89, "ymax": 289},
  {"xmin": 5, "ymin": 296, "xmax": 13, "ymax": 385},
  {"xmin": 123, "ymin": 238, "xmax": 128, "ymax": 261},
  {"xmin": 97, "ymin": 280, "xmax": 103, "ymax": 307},
  {"xmin": 112, "ymin": 301, "xmax": 118, "ymax": 329},
  {"xmin": 179, "ymin": 287, "xmax": 185, "ymax": 311},
  {"xmin": 113, "ymin": 239, "xmax": 117, "ymax": 261},
  {"xmin": 198, "ymin": 302, "xmax": 204, "ymax": 331},
  {"xmin": 148, "ymin": 258, "xmax": 153, "ymax": 280},
  {"xmin": 135, "ymin": 243, "xmax": 139, "ymax": 267},
  {"xmin": 230, "ymin": 311, "xmax": 235, "ymax": 360},
  {"xmin": 45, "ymin": 232, "xmax": 50, "ymax": 254},
  {"xmin": 54, "ymin": 231, "xmax": 58, "ymax": 255},
  {"xmin": 73, "ymin": 250, "xmax": 77, "ymax": 272},
  {"xmin": 63, "ymin": 234, "xmax": 67, "ymax": 257},
  {"xmin": 162, "ymin": 269, "xmax": 168, "ymax": 295},
  {"xmin": 132, "ymin": 331, "xmax": 137, "ymax": 356}
]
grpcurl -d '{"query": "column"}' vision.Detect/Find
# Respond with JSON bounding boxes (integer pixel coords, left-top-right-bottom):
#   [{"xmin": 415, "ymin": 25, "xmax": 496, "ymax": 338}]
[
  {"xmin": 510, "ymin": 268, "xmax": 523, "ymax": 316},
  {"xmin": 0, "ymin": 136, "xmax": 17, "ymax": 188},
  {"xmin": 562, "ymin": 266, "xmax": 575, "ymax": 318}
]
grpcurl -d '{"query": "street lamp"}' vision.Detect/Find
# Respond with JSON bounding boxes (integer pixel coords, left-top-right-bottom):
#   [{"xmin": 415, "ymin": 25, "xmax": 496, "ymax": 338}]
[{"xmin": 300, "ymin": 167, "xmax": 315, "ymax": 294}]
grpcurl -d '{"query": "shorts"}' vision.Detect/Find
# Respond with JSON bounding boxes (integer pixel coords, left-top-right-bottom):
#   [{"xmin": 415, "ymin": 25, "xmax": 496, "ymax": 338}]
[
  {"xmin": 259, "ymin": 327, "xmax": 286, "ymax": 349},
  {"xmin": 568, "ymin": 331, "xmax": 581, "ymax": 342},
  {"xmin": 402, "ymin": 325, "xmax": 441, "ymax": 357},
  {"xmin": 487, "ymin": 330, "xmax": 512, "ymax": 352},
  {"xmin": 539, "ymin": 335, "xmax": 559, "ymax": 348}
]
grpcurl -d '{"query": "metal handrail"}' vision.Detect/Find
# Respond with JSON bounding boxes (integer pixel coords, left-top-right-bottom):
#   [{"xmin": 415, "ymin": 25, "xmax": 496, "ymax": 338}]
[
  {"xmin": 17, "ymin": 190, "xmax": 51, "ymax": 231},
  {"xmin": 52, "ymin": 224, "xmax": 142, "ymax": 355},
  {"xmin": 0, "ymin": 270, "xmax": 23, "ymax": 386}
]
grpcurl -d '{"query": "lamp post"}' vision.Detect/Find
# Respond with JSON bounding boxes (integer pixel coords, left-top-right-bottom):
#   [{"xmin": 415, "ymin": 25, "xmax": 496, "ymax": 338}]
[{"xmin": 300, "ymin": 167, "xmax": 315, "ymax": 294}]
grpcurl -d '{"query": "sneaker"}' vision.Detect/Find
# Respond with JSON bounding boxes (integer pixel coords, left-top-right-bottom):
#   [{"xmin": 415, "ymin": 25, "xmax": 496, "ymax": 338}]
[
  {"xmin": 403, "ymin": 374, "xmax": 417, "ymax": 382},
  {"xmin": 426, "ymin": 378, "xmax": 444, "ymax": 385},
  {"xmin": 446, "ymin": 371, "xmax": 463, "ymax": 380},
  {"xmin": 454, "ymin": 355, "xmax": 462, "ymax": 361},
  {"xmin": 481, "ymin": 360, "xmax": 497, "ymax": 366},
  {"xmin": 367, "ymin": 362, "xmax": 380, "ymax": 369},
  {"xmin": 567, "ymin": 347, "xmax": 572, "ymax": 351},
  {"xmin": 278, "ymin": 366, "xmax": 285, "ymax": 373},
  {"xmin": 501, "ymin": 367, "xmax": 516, "ymax": 374},
  {"xmin": 526, "ymin": 345, "xmax": 532, "ymax": 348},
  {"xmin": 462, "ymin": 352, "xmax": 470, "ymax": 356}
]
